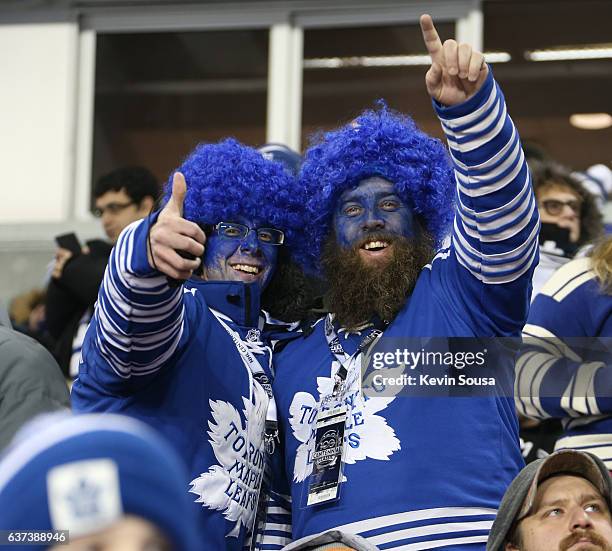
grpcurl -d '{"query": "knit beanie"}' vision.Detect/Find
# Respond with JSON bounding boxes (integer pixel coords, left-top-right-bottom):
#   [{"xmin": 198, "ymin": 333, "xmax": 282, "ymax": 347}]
[{"xmin": 0, "ymin": 413, "xmax": 199, "ymax": 551}]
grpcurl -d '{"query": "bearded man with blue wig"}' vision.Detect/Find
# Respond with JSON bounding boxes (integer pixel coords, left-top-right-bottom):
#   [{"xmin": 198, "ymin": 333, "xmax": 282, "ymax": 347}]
[
  {"xmin": 72, "ymin": 140, "xmax": 309, "ymax": 550},
  {"xmin": 267, "ymin": 15, "xmax": 541, "ymax": 551}
]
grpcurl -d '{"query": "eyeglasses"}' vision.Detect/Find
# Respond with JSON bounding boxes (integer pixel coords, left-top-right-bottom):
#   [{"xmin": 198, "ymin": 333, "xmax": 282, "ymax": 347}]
[
  {"xmin": 540, "ymin": 198, "xmax": 582, "ymax": 217},
  {"xmin": 93, "ymin": 201, "xmax": 137, "ymax": 217},
  {"xmin": 214, "ymin": 222, "xmax": 285, "ymax": 245}
]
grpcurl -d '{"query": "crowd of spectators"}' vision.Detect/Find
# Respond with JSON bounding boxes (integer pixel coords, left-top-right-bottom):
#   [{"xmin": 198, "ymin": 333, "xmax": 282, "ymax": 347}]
[{"xmin": 1, "ymin": 13, "xmax": 612, "ymax": 551}]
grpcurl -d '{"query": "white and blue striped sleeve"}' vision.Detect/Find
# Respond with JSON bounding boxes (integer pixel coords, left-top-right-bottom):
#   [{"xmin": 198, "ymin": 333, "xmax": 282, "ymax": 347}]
[
  {"xmin": 516, "ymin": 324, "xmax": 609, "ymax": 423},
  {"xmin": 255, "ymin": 490, "xmax": 293, "ymax": 550},
  {"xmin": 516, "ymin": 259, "xmax": 612, "ymax": 421},
  {"xmin": 433, "ymin": 70, "xmax": 540, "ymax": 333},
  {"xmin": 435, "ymin": 70, "xmax": 539, "ymax": 285},
  {"xmin": 85, "ymin": 216, "xmax": 185, "ymax": 389},
  {"xmin": 252, "ymin": 445, "xmax": 293, "ymax": 550}
]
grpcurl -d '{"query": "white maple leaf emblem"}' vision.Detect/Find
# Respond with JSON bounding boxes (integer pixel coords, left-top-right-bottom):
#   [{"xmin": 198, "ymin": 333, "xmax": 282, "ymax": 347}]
[
  {"xmin": 190, "ymin": 385, "xmax": 268, "ymax": 538},
  {"xmin": 289, "ymin": 359, "xmax": 400, "ymax": 482}
]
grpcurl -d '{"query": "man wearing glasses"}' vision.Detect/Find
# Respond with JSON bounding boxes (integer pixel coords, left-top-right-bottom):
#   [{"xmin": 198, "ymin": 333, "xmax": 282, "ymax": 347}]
[
  {"xmin": 529, "ymin": 159, "xmax": 603, "ymax": 298},
  {"xmin": 46, "ymin": 167, "xmax": 159, "ymax": 377},
  {"xmin": 72, "ymin": 139, "xmax": 309, "ymax": 551},
  {"xmin": 92, "ymin": 166, "xmax": 159, "ymax": 243}
]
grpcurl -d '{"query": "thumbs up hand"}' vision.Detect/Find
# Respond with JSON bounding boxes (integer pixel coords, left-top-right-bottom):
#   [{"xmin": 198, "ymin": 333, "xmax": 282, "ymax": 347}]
[
  {"xmin": 420, "ymin": 14, "xmax": 488, "ymax": 106},
  {"xmin": 147, "ymin": 172, "xmax": 206, "ymax": 281}
]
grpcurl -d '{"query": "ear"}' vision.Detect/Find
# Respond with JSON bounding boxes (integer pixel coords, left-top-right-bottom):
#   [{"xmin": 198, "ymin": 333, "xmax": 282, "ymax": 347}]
[
  {"xmin": 505, "ymin": 543, "xmax": 520, "ymax": 551},
  {"xmin": 139, "ymin": 196, "xmax": 155, "ymax": 214}
]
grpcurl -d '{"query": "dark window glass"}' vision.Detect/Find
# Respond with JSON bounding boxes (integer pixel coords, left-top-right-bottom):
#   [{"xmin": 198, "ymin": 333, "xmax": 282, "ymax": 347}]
[
  {"xmin": 484, "ymin": 0, "xmax": 612, "ymax": 169},
  {"xmin": 302, "ymin": 22, "xmax": 455, "ymax": 148},
  {"xmin": 93, "ymin": 29, "xmax": 268, "ymax": 192}
]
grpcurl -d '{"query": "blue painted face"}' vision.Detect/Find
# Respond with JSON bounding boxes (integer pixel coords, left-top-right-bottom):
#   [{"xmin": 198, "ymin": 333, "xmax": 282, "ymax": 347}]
[
  {"xmin": 333, "ymin": 177, "xmax": 416, "ymax": 264},
  {"xmin": 202, "ymin": 214, "xmax": 279, "ymax": 291}
]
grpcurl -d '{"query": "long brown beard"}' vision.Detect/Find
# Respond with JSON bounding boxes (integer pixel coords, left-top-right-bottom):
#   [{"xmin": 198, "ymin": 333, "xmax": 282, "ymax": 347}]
[{"xmin": 321, "ymin": 231, "xmax": 434, "ymax": 330}]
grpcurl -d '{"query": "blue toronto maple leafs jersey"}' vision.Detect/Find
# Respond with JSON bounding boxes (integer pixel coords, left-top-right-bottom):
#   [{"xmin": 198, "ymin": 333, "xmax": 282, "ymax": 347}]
[
  {"xmin": 271, "ymin": 72, "xmax": 540, "ymax": 550},
  {"xmin": 517, "ymin": 256, "xmax": 612, "ymax": 468},
  {"xmin": 71, "ymin": 215, "xmax": 286, "ymax": 551}
]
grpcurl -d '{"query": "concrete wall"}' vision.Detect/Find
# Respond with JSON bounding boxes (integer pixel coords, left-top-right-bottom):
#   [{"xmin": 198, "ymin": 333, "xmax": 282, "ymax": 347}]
[
  {"xmin": 0, "ymin": 20, "xmax": 101, "ymax": 304},
  {"xmin": 0, "ymin": 22, "xmax": 79, "ymax": 222}
]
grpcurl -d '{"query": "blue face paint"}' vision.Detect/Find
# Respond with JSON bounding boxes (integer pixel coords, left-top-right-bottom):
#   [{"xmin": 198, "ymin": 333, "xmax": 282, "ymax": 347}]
[
  {"xmin": 203, "ymin": 214, "xmax": 279, "ymax": 291},
  {"xmin": 333, "ymin": 177, "xmax": 415, "ymax": 263}
]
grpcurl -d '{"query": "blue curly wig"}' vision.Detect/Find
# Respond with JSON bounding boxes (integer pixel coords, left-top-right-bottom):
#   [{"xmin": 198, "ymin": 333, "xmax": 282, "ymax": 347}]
[
  {"xmin": 296, "ymin": 104, "xmax": 456, "ymax": 273},
  {"xmin": 163, "ymin": 138, "xmax": 306, "ymax": 259}
]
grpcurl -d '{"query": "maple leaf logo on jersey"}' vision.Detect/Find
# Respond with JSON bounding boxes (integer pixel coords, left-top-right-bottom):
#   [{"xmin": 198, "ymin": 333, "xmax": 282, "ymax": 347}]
[
  {"xmin": 190, "ymin": 386, "xmax": 268, "ymax": 538},
  {"xmin": 289, "ymin": 360, "xmax": 400, "ymax": 483}
]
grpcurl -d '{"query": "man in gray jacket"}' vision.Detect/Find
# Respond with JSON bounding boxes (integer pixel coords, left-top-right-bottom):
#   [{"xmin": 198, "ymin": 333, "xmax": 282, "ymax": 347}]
[{"xmin": 0, "ymin": 317, "xmax": 70, "ymax": 449}]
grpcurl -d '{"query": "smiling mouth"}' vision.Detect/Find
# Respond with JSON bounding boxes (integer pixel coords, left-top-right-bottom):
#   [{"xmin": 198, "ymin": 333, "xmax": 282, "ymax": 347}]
[
  {"xmin": 230, "ymin": 263, "xmax": 262, "ymax": 275},
  {"xmin": 362, "ymin": 240, "xmax": 390, "ymax": 251}
]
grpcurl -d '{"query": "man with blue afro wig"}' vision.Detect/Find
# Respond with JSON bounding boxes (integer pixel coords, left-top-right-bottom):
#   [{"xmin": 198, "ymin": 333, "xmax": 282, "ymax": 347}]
[
  {"xmin": 270, "ymin": 15, "xmax": 541, "ymax": 550},
  {"xmin": 72, "ymin": 139, "xmax": 311, "ymax": 550},
  {"xmin": 297, "ymin": 102, "xmax": 455, "ymax": 274}
]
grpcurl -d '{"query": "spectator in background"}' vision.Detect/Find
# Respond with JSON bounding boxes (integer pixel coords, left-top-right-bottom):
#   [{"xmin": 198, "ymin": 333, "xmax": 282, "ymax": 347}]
[
  {"xmin": 9, "ymin": 287, "xmax": 54, "ymax": 351},
  {"xmin": 46, "ymin": 167, "xmax": 159, "ymax": 378},
  {"xmin": 517, "ymin": 161, "xmax": 604, "ymax": 463},
  {"xmin": 516, "ymin": 152, "xmax": 606, "ymax": 464},
  {"xmin": 486, "ymin": 449, "xmax": 612, "ymax": 551},
  {"xmin": 93, "ymin": 166, "xmax": 160, "ymax": 243},
  {"xmin": 0, "ymin": 318, "xmax": 69, "ymax": 450},
  {"xmin": 573, "ymin": 163, "xmax": 612, "ymax": 217},
  {"xmin": 0, "ymin": 412, "xmax": 199, "ymax": 550},
  {"xmin": 516, "ymin": 236, "xmax": 612, "ymax": 470},
  {"xmin": 259, "ymin": 142, "xmax": 302, "ymax": 174},
  {"xmin": 530, "ymin": 159, "xmax": 603, "ymax": 297}
]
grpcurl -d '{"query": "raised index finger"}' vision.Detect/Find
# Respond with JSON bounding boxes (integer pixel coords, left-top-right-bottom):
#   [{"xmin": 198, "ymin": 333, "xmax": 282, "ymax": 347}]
[{"xmin": 420, "ymin": 14, "xmax": 443, "ymax": 64}]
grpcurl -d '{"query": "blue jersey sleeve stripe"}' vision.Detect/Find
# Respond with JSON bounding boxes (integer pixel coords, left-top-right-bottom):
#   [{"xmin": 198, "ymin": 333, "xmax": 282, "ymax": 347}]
[
  {"xmin": 442, "ymin": 86, "xmax": 509, "ymax": 155},
  {"xmin": 453, "ymin": 237, "xmax": 538, "ymax": 281},
  {"xmin": 443, "ymin": 93, "xmax": 505, "ymax": 150},
  {"xmin": 451, "ymin": 124, "xmax": 521, "ymax": 178},
  {"xmin": 454, "ymin": 138, "xmax": 524, "ymax": 194},
  {"xmin": 90, "ymin": 219, "xmax": 185, "ymax": 380},
  {"xmin": 454, "ymin": 236, "xmax": 539, "ymax": 273},
  {"xmin": 452, "ymin": 142, "xmax": 524, "ymax": 198},
  {"xmin": 453, "ymin": 218, "xmax": 539, "ymax": 267},
  {"xmin": 456, "ymin": 175, "xmax": 533, "ymax": 224},
  {"xmin": 437, "ymin": 75, "xmax": 539, "ymax": 284},
  {"xmin": 456, "ymin": 187, "xmax": 536, "ymax": 239}
]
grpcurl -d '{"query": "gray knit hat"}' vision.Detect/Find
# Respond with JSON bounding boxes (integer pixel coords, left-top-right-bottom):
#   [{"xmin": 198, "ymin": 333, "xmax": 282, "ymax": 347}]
[{"xmin": 487, "ymin": 449, "xmax": 612, "ymax": 551}]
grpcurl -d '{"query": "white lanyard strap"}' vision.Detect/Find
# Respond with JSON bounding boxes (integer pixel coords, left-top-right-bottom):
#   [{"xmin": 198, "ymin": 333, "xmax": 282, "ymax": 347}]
[
  {"xmin": 324, "ymin": 314, "xmax": 383, "ymax": 389},
  {"xmin": 211, "ymin": 309, "xmax": 279, "ymax": 453}
]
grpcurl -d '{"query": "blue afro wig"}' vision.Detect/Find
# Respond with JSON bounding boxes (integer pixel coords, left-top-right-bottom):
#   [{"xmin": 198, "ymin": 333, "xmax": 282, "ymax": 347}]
[
  {"xmin": 164, "ymin": 138, "xmax": 307, "ymax": 259},
  {"xmin": 296, "ymin": 104, "xmax": 456, "ymax": 273}
]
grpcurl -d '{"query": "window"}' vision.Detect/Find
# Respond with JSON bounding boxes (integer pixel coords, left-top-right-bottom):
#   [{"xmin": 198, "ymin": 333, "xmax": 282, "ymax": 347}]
[
  {"xmin": 301, "ymin": 22, "xmax": 455, "ymax": 147},
  {"xmin": 92, "ymin": 29, "xmax": 269, "ymax": 189},
  {"xmin": 483, "ymin": 0, "xmax": 612, "ymax": 170}
]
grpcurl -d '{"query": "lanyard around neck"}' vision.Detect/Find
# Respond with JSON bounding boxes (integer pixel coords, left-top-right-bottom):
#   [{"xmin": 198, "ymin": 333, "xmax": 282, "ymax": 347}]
[
  {"xmin": 324, "ymin": 313, "xmax": 383, "ymax": 387},
  {"xmin": 211, "ymin": 309, "xmax": 279, "ymax": 453}
]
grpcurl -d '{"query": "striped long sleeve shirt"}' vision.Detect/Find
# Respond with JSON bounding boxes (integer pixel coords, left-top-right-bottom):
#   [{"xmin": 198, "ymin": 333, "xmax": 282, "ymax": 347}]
[
  {"xmin": 72, "ymin": 216, "xmax": 283, "ymax": 551},
  {"xmin": 517, "ymin": 256, "xmax": 612, "ymax": 468},
  {"xmin": 272, "ymin": 71, "xmax": 540, "ymax": 551}
]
